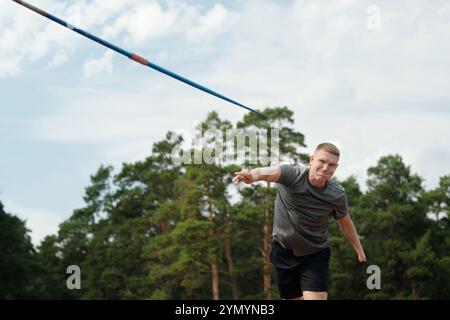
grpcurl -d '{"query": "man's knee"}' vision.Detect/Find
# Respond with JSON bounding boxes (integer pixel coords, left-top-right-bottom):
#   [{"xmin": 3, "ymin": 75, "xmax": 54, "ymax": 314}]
[
  {"xmin": 286, "ymin": 295, "xmax": 304, "ymax": 300},
  {"xmin": 302, "ymin": 291, "xmax": 328, "ymax": 300}
]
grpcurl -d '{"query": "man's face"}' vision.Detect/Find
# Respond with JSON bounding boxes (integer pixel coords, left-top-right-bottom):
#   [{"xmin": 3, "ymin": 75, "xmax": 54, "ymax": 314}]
[{"xmin": 309, "ymin": 149, "xmax": 339, "ymax": 183}]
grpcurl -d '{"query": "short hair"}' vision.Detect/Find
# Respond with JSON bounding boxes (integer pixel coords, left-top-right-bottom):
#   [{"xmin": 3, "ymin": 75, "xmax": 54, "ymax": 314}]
[{"xmin": 315, "ymin": 143, "xmax": 340, "ymax": 157}]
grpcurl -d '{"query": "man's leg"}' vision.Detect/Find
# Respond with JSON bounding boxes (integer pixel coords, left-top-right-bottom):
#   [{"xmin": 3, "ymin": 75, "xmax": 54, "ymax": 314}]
[
  {"xmin": 300, "ymin": 248, "xmax": 331, "ymax": 300},
  {"xmin": 287, "ymin": 295, "xmax": 304, "ymax": 300},
  {"xmin": 302, "ymin": 291, "xmax": 328, "ymax": 300},
  {"xmin": 273, "ymin": 266, "xmax": 303, "ymax": 300}
]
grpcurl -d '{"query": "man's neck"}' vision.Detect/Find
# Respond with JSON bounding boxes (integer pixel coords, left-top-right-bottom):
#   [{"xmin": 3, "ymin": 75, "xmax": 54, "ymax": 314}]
[{"xmin": 308, "ymin": 170, "xmax": 327, "ymax": 189}]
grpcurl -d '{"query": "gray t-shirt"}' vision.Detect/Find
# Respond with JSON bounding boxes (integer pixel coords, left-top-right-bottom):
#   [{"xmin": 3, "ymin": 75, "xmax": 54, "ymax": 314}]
[{"xmin": 273, "ymin": 164, "xmax": 348, "ymax": 257}]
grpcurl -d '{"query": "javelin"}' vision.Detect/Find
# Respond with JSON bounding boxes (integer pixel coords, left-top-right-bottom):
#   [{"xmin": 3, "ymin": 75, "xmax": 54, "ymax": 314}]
[{"xmin": 12, "ymin": 0, "xmax": 264, "ymax": 117}]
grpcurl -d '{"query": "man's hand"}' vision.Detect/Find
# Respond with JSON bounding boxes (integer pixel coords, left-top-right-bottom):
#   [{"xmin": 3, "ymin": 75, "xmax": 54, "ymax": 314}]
[
  {"xmin": 337, "ymin": 214, "xmax": 366, "ymax": 264},
  {"xmin": 358, "ymin": 252, "xmax": 367, "ymax": 263},
  {"xmin": 233, "ymin": 169, "xmax": 255, "ymax": 184}
]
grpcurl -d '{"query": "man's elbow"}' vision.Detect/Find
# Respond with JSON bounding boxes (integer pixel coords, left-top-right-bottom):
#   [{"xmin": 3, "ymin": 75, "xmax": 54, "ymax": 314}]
[
  {"xmin": 337, "ymin": 214, "xmax": 352, "ymax": 229},
  {"xmin": 259, "ymin": 166, "xmax": 281, "ymax": 183}
]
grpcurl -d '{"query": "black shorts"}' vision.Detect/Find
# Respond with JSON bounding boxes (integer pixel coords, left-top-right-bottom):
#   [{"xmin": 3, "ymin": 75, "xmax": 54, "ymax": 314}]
[{"xmin": 270, "ymin": 240, "xmax": 330, "ymax": 299}]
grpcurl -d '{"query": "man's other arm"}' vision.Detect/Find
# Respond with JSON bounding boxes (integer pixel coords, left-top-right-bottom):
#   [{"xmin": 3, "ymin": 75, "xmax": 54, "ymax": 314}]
[
  {"xmin": 233, "ymin": 166, "xmax": 281, "ymax": 184},
  {"xmin": 336, "ymin": 214, "xmax": 367, "ymax": 263}
]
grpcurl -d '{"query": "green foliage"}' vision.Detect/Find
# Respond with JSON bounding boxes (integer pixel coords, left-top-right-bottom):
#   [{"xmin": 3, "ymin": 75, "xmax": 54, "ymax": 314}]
[
  {"xmin": 2, "ymin": 108, "xmax": 449, "ymax": 300},
  {"xmin": 237, "ymin": 106, "xmax": 308, "ymax": 165},
  {"xmin": 0, "ymin": 203, "xmax": 36, "ymax": 299}
]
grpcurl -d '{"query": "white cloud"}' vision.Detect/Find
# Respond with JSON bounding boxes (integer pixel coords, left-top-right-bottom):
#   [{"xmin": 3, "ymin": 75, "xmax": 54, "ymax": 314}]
[
  {"xmin": 83, "ymin": 50, "xmax": 114, "ymax": 77},
  {"xmin": 301, "ymin": 113, "xmax": 450, "ymax": 191},
  {"xmin": 0, "ymin": 0, "xmax": 81, "ymax": 78},
  {"xmin": 1, "ymin": 0, "xmax": 235, "ymax": 78},
  {"xmin": 102, "ymin": 2, "xmax": 178, "ymax": 45},
  {"xmin": 19, "ymin": 0, "xmax": 450, "ymax": 194},
  {"xmin": 70, "ymin": 0, "xmax": 130, "ymax": 29},
  {"xmin": 100, "ymin": 1, "xmax": 231, "ymax": 45},
  {"xmin": 187, "ymin": 4, "xmax": 229, "ymax": 41},
  {"xmin": 0, "ymin": 0, "xmax": 143, "ymax": 78},
  {"xmin": 32, "ymin": 79, "xmax": 220, "ymax": 162},
  {"xmin": 46, "ymin": 50, "xmax": 68, "ymax": 68}
]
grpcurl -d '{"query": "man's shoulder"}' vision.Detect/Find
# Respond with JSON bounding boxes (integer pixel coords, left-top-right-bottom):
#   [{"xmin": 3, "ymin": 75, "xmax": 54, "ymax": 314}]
[
  {"xmin": 280, "ymin": 163, "xmax": 308, "ymax": 174},
  {"xmin": 278, "ymin": 164, "xmax": 309, "ymax": 187},
  {"xmin": 327, "ymin": 179, "xmax": 346, "ymax": 196}
]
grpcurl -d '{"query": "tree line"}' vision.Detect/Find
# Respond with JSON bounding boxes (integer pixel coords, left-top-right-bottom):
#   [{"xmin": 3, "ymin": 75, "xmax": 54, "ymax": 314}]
[{"xmin": 1, "ymin": 107, "xmax": 449, "ymax": 299}]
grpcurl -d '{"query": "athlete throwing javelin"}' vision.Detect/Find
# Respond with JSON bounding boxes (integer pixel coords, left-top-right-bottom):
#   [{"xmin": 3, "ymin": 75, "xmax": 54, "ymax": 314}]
[{"xmin": 233, "ymin": 143, "xmax": 366, "ymax": 300}]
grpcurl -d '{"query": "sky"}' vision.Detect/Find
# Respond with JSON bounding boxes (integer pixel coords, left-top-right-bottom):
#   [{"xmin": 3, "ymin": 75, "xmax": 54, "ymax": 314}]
[{"xmin": 1, "ymin": 0, "xmax": 449, "ymax": 246}]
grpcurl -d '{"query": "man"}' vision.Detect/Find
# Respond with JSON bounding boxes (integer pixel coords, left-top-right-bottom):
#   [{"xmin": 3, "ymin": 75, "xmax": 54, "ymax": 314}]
[{"xmin": 233, "ymin": 143, "xmax": 366, "ymax": 300}]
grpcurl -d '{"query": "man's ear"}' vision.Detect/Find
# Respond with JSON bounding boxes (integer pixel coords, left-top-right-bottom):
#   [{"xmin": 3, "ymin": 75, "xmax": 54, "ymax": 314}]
[{"xmin": 309, "ymin": 154, "xmax": 314, "ymax": 164}]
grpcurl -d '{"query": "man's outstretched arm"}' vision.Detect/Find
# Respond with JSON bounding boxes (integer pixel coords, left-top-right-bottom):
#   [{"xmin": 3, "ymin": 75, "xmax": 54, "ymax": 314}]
[
  {"xmin": 233, "ymin": 166, "xmax": 281, "ymax": 184},
  {"xmin": 337, "ymin": 214, "xmax": 367, "ymax": 263}
]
